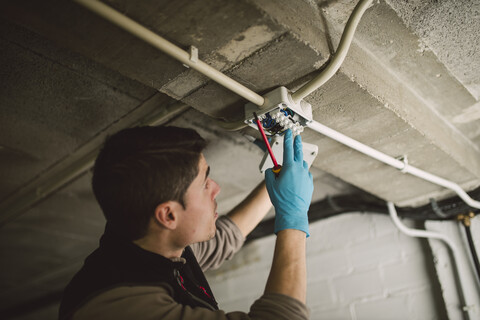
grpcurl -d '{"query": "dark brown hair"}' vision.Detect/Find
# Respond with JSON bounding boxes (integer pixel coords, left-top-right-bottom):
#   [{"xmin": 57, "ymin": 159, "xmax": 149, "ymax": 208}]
[{"xmin": 92, "ymin": 126, "xmax": 207, "ymax": 240}]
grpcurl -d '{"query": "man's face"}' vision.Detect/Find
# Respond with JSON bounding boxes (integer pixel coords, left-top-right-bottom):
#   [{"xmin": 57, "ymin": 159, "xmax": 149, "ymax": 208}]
[{"xmin": 177, "ymin": 154, "xmax": 221, "ymax": 245}]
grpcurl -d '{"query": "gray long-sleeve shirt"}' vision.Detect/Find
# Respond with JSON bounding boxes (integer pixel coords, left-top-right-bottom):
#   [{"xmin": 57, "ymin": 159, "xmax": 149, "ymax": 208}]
[{"xmin": 71, "ymin": 216, "xmax": 309, "ymax": 320}]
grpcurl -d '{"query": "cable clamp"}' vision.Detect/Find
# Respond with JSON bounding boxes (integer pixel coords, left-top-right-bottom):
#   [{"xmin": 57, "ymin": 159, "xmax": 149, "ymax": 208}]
[
  {"xmin": 396, "ymin": 155, "xmax": 409, "ymax": 173},
  {"xmin": 189, "ymin": 46, "xmax": 198, "ymax": 63},
  {"xmin": 430, "ymin": 198, "xmax": 449, "ymax": 218},
  {"xmin": 462, "ymin": 304, "xmax": 476, "ymax": 312},
  {"xmin": 327, "ymin": 195, "xmax": 342, "ymax": 211},
  {"xmin": 183, "ymin": 46, "xmax": 199, "ymax": 68}
]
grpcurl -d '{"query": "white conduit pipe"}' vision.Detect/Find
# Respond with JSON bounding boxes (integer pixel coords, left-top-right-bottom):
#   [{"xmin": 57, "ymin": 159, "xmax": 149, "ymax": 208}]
[
  {"xmin": 291, "ymin": 0, "xmax": 373, "ymax": 103},
  {"xmin": 388, "ymin": 202, "xmax": 476, "ymax": 319},
  {"xmin": 388, "ymin": 202, "xmax": 458, "ymax": 251},
  {"xmin": 308, "ymin": 120, "xmax": 480, "ymax": 209},
  {"xmin": 74, "ymin": 0, "xmax": 265, "ymax": 107}
]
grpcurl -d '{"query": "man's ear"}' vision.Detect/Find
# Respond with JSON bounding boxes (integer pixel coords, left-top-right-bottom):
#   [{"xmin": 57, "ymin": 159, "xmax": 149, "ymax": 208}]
[{"xmin": 153, "ymin": 201, "xmax": 181, "ymax": 230}]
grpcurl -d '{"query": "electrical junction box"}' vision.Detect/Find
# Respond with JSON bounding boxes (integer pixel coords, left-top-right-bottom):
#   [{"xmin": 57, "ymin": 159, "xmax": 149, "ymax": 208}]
[
  {"xmin": 244, "ymin": 86, "xmax": 313, "ymax": 136},
  {"xmin": 244, "ymin": 86, "xmax": 318, "ymax": 173},
  {"xmin": 259, "ymin": 134, "xmax": 318, "ymax": 173}
]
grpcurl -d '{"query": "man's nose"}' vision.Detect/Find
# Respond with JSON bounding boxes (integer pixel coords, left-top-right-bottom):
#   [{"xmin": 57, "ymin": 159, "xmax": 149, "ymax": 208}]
[{"xmin": 211, "ymin": 180, "xmax": 221, "ymax": 199}]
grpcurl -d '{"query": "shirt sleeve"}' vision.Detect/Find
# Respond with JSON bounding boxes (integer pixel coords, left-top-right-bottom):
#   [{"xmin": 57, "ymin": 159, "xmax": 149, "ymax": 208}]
[
  {"xmin": 72, "ymin": 286, "xmax": 310, "ymax": 320},
  {"xmin": 190, "ymin": 215, "xmax": 245, "ymax": 272}
]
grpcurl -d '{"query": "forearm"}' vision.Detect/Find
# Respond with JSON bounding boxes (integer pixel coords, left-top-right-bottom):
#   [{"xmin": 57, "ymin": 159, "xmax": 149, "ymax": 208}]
[
  {"xmin": 227, "ymin": 181, "xmax": 272, "ymax": 238},
  {"xmin": 264, "ymin": 229, "xmax": 307, "ymax": 304}
]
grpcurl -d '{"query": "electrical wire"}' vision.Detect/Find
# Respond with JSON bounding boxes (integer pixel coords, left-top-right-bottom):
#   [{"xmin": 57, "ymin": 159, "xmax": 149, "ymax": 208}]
[
  {"xmin": 291, "ymin": 0, "xmax": 374, "ymax": 103},
  {"xmin": 254, "ymin": 113, "xmax": 279, "ymax": 168},
  {"xmin": 464, "ymin": 223, "xmax": 480, "ymax": 285},
  {"xmin": 247, "ymin": 187, "xmax": 480, "ymax": 242}
]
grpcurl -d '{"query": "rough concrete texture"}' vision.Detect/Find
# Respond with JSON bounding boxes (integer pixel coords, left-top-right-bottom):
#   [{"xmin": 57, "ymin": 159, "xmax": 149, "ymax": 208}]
[
  {"xmin": 1, "ymin": 0, "xmax": 286, "ymax": 96},
  {"xmin": 250, "ymin": 0, "xmax": 332, "ymax": 55},
  {"xmin": 344, "ymin": 1, "xmax": 480, "ymax": 144},
  {"xmin": 387, "ymin": 0, "xmax": 480, "ymax": 100},
  {"xmin": 162, "ymin": 23, "xmax": 285, "ymax": 100},
  {"xmin": 0, "ymin": 20, "xmax": 155, "ymax": 201}
]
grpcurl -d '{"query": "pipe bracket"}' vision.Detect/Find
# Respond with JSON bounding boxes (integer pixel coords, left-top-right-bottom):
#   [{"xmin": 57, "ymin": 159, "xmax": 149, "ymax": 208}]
[
  {"xmin": 189, "ymin": 46, "xmax": 198, "ymax": 63},
  {"xmin": 396, "ymin": 155, "xmax": 409, "ymax": 173}
]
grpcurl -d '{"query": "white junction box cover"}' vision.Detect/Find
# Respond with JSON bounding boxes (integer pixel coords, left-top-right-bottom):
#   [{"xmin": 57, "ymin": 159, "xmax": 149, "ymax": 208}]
[{"xmin": 259, "ymin": 134, "xmax": 318, "ymax": 173}]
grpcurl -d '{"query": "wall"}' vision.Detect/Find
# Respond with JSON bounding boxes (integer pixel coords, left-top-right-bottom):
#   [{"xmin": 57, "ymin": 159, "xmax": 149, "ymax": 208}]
[{"xmin": 206, "ymin": 212, "xmax": 447, "ymax": 319}]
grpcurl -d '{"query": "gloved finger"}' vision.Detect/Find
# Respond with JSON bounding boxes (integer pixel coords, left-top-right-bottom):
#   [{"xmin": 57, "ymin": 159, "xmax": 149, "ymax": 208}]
[
  {"xmin": 265, "ymin": 168, "xmax": 276, "ymax": 184},
  {"xmin": 283, "ymin": 129, "xmax": 294, "ymax": 166},
  {"xmin": 294, "ymin": 134, "xmax": 303, "ymax": 163},
  {"xmin": 303, "ymin": 160, "xmax": 309, "ymax": 170}
]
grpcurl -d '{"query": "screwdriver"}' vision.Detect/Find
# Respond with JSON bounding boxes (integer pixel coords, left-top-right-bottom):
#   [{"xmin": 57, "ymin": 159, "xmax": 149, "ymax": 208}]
[{"xmin": 253, "ymin": 112, "xmax": 282, "ymax": 176}]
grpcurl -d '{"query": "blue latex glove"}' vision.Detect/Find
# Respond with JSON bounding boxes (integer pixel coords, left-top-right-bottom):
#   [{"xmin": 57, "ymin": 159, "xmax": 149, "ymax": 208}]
[{"xmin": 265, "ymin": 130, "xmax": 314, "ymax": 237}]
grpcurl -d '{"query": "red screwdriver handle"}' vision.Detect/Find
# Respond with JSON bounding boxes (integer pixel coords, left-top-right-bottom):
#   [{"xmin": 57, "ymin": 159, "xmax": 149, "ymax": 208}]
[{"xmin": 254, "ymin": 113, "xmax": 282, "ymax": 177}]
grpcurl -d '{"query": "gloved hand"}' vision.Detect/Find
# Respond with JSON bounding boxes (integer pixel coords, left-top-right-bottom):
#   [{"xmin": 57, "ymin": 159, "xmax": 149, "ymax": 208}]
[{"xmin": 265, "ymin": 129, "xmax": 313, "ymax": 237}]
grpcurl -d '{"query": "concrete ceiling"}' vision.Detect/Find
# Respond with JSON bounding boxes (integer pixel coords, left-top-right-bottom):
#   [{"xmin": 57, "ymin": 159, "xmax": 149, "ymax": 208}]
[{"xmin": 1, "ymin": 0, "xmax": 479, "ymax": 318}]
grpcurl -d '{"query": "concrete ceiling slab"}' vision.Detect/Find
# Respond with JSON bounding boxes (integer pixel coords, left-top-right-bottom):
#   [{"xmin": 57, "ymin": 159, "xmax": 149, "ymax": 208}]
[
  {"xmin": 386, "ymin": 0, "xmax": 480, "ymax": 100},
  {"xmin": 0, "ymin": 21, "xmax": 156, "ymax": 201}
]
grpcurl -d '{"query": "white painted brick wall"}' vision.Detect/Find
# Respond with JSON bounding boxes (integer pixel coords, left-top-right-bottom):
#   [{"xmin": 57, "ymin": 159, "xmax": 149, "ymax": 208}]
[{"xmin": 206, "ymin": 212, "xmax": 445, "ymax": 319}]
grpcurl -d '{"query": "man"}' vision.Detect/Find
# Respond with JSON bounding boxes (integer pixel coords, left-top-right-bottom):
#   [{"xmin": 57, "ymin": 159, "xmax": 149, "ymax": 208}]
[{"xmin": 59, "ymin": 125, "xmax": 313, "ymax": 320}]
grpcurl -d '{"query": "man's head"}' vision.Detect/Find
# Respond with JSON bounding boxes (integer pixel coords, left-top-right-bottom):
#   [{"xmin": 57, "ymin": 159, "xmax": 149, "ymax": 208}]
[{"xmin": 92, "ymin": 125, "xmax": 216, "ymax": 242}]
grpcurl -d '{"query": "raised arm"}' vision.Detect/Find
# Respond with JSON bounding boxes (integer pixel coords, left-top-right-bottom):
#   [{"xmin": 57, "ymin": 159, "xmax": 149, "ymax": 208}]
[
  {"xmin": 227, "ymin": 181, "xmax": 272, "ymax": 238},
  {"xmin": 263, "ymin": 129, "xmax": 313, "ymax": 303},
  {"xmin": 191, "ymin": 181, "xmax": 272, "ymax": 271}
]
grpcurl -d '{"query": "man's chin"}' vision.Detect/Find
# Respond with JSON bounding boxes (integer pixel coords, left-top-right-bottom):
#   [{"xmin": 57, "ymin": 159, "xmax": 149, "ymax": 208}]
[{"xmin": 208, "ymin": 225, "xmax": 217, "ymax": 240}]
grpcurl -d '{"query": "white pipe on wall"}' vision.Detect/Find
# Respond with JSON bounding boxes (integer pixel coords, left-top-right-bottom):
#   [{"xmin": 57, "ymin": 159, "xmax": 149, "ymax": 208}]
[
  {"xmin": 74, "ymin": 0, "xmax": 265, "ymax": 107},
  {"xmin": 291, "ymin": 0, "xmax": 373, "ymax": 103},
  {"xmin": 388, "ymin": 202, "xmax": 479, "ymax": 320},
  {"xmin": 307, "ymin": 120, "xmax": 480, "ymax": 209},
  {"xmin": 388, "ymin": 202, "xmax": 457, "ymax": 250}
]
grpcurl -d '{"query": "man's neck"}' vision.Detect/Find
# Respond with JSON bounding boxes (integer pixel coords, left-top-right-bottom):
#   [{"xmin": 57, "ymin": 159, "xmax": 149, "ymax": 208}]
[{"xmin": 133, "ymin": 234, "xmax": 184, "ymax": 259}]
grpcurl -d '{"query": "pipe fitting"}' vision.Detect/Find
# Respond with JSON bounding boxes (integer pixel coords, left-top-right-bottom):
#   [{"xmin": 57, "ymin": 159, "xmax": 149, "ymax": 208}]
[{"xmin": 457, "ymin": 212, "xmax": 476, "ymax": 227}]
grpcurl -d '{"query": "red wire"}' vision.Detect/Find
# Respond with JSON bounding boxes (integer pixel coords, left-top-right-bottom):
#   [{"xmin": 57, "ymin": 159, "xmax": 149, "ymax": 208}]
[{"xmin": 254, "ymin": 115, "xmax": 279, "ymax": 167}]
